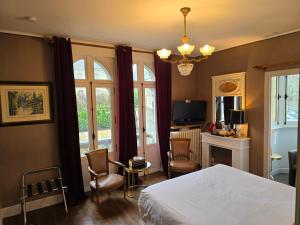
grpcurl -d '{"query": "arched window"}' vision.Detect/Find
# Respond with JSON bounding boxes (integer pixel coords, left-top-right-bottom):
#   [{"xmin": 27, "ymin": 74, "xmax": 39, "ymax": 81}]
[
  {"xmin": 73, "ymin": 58, "xmax": 115, "ymax": 155},
  {"xmin": 144, "ymin": 65, "xmax": 155, "ymax": 82},
  {"xmin": 133, "ymin": 63, "xmax": 157, "ymax": 153},
  {"xmin": 73, "ymin": 59, "xmax": 86, "ymax": 80},
  {"xmin": 132, "ymin": 64, "xmax": 138, "ymax": 81},
  {"xmin": 94, "ymin": 61, "xmax": 112, "ymax": 80}
]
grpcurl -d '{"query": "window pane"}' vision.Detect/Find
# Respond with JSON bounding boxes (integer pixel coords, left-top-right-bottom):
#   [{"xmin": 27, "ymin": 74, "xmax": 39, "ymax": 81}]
[
  {"xmin": 144, "ymin": 66, "xmax": 155, "ymax": 81},
  {"xmin": 145, "ymin": 88, "xmax": 157, "ymax": 144},
  {"xmin": 286, "ymin": 74, "xmax": 299, "ymax": 122},
  {"xmin": 94, "ymin": 61, "xmax": 111, "ymax": 80},
  {"xmin": 95, "ymin": 88, "xmax": 113, "ymax": 150},
  {"xmin": 134, "ymin": 88, "xmax": 140, "ymax": 146},
  {"xmin": 73, "ymin": 59, "xmax": 86, "ymax": 79},
  {"xmin": 75, "ymin": 87, "xmax": 89, "ymax": 155},
  {"xmin": 133, "ymin": 64, "xmax": 138, "ymax": 81},
  {"xmin": 271, "ymin": 77, "xmax": 277, "ymax": 123}
]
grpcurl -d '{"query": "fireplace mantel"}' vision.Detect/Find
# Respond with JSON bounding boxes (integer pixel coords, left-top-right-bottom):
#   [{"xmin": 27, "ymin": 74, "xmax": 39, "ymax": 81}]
[{"xmin": 201, "ymin": 132, "xmax": 250, "ymax": 172}]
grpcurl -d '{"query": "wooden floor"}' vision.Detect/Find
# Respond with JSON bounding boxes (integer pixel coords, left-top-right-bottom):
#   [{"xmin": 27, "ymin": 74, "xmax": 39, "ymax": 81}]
[
  {"xmin": 274, "ymin": 173, "xmax": 289, "ymax": 185},
  {"xmin": 4, "ymin": 172, "xmax": 166, "ymax": 225}
]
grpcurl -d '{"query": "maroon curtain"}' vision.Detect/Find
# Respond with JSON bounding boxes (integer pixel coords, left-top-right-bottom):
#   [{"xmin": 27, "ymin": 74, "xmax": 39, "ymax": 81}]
[
  {"xmin": 116, "ymin": 46, "xmax": 137, "ymax": 165},
  {"xmin": 154, "ymin": 53, "xmax": 172, "ymax": 175},
  {"xmin": 53, "ymin": 37, "xmax": 85, "ymax": 203}
]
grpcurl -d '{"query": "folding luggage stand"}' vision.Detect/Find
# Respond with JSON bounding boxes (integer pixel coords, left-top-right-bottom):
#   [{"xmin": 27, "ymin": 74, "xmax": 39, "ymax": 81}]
[{"xmin": 20, "ymin": 166, "xmax": 68, "ymax": 225}]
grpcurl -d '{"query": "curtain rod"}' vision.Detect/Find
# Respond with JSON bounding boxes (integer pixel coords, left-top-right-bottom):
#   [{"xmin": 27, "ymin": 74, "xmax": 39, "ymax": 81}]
[
  {"xmin": 0, "ymin": 31, "xmax": 154, "ymax": 55},
  {"xmin": 253, "ymin": 60, "xmax": 300, "ymax": 70},
  {"xmin": 71, "ymin": 41, "xmax": 154, "ymax": 55}
]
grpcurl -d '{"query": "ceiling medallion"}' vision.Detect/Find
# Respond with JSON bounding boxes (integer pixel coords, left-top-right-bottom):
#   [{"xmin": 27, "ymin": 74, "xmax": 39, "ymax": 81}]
[{"xmin": 157, "ymin": 7, "xmax": 215, "ymax": 76}]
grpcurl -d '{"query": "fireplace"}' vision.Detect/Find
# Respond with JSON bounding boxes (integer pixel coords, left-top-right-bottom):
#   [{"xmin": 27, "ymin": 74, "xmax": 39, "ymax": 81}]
[
  {"xmin": 210, "ymin": 146, "xmax": 232, "ymax": 167},
  {"xmin": 201, "ymin": 132, "xmax": 250, "ymax": 172}
]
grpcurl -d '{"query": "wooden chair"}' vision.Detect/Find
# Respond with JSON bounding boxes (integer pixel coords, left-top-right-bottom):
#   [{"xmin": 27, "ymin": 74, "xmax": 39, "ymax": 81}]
[
  {"xmin": 85, "ymin": 149, "xmax": 126, "ymax": 203},
  {"xmin": 168, "ymin": 138, "xmax": 197, "ymax": 178}
]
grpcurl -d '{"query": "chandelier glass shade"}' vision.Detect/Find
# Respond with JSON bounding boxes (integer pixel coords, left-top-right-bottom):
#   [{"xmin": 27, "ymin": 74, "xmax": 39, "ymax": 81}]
[
  {"xmin": 177, "ymin": 43, "xmax": 195, "ymax": 55},
  {"xmin": 157, "ymin": 48, "xmax": 172, "ymax": 59},
  {"xmin": 157, "ymin": 7, "xmax": 215, "ymax": 76},
  {"xmin": 200, "ymin": 44, "xmax": 215, "ymax": 56},
  {"xmin": 177, "ymin": 63, "xmax": 194, "ymax": 76}
]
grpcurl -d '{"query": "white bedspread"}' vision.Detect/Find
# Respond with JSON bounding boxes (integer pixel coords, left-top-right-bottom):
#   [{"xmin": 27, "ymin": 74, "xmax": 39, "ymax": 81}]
[{"xmin": 138, "ymin": 165, "xmax": 295, "ymax": 225}]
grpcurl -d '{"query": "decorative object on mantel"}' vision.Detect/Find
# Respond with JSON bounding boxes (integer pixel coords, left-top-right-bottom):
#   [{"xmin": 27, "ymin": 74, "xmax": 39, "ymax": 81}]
[
  {"xmin": 236, "ymin": 123, "xmax": 249, "ymax": 138},
  {"xmin": 229, "ymin": 109, "xmax": 245, "ymax": 136},
  {"xmin": 156, "ymin": 7, "xmax": 215, "ymax": 76},
  {"xmin": 0, "ymin": 82, "xmax": 53, "ymax": 126},
  {"xmin": 212, "ymin": 129, "xmax": 235, "ymax": 137}
]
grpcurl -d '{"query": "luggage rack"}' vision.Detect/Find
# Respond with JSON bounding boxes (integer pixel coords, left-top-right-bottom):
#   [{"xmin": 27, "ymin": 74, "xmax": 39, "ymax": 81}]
[{"xmin": 20, "ymin": 166, "xmax": 68, "ymax": 225}]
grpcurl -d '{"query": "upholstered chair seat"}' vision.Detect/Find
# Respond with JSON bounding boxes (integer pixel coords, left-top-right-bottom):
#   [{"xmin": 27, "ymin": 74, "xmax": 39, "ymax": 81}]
[
  {"xmin": 85, "ymin": 149, "xmax": 126, "ymax": 204},
  {"xmin": 168, "ymin": 138, "xmax": 197, "ymax": 178},
  {"xmin": 89, "ymin": 174, "xmax": 124, "ymax": 191},
  {"xmin": 170, "ymin": 160, "xmax": 196, "ymax": 173}
]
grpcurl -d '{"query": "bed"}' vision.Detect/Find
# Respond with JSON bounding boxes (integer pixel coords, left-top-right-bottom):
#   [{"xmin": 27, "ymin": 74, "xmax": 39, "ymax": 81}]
[{"xmin": 138, "ymin": 164, "xmax": 295, "ymax": 225}]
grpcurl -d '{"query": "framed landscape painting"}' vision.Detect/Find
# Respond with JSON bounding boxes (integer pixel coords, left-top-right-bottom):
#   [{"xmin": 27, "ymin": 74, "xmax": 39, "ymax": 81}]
[{"xmin": 0, "ymin": 82, "xmax": 53, "ymax": 126}]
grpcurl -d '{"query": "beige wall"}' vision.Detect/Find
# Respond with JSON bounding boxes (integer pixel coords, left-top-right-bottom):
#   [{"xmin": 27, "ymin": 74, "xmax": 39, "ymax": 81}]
[
  {"xmin": 196, "ymin": 31, "xmax": 300, "ymax": 176},
  {"xmin": 1, "ymin": 30, "xmax": 298, "ymax": 207},
  {"xmin": 0, "ymin": 32, "xmax": 196, "ymax": 208},
  {"xmin": 172, "ymin": 64, "xmax": 198, "ymax": 101},
  {"xmin": 0, "ymin": 33, "xmax": 60, "ymax": 207}
]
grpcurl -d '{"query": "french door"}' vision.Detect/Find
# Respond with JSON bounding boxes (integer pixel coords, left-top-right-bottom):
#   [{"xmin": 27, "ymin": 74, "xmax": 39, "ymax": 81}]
[
  {"xmin": 133, "ymin": 64, "xmax": 161, "ymax": 173},
  {"xmin": 73, "ymin": 57, "xmax": 115, "ymax": 156},
  {"xmin": 91, "ymin": 83, "xmax": 115, "ymax": 151}
]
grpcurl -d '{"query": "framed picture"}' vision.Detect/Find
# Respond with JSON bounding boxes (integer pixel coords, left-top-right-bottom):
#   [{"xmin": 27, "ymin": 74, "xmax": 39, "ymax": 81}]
[{"xmin": 0, "ymin": 82, "xmax": 53, "ymax": 126}]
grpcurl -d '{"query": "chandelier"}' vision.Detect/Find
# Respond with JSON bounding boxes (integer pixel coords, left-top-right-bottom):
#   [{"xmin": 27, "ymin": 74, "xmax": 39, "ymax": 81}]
[{"xmin": 157, "ymin": 7, "xmax": 215, "ymax": 76}]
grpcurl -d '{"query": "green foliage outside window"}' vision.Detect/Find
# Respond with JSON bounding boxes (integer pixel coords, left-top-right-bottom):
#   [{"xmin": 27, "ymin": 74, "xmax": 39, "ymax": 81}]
[
  {"xmin": 96, "ymin": 103, "xmax": 111, "ymax": 129},
  {"xmin": 77, "ymin": 105, "xmax": 88, "ymax": 132},
  {"xmin": 77, "ymin": 103, "xmax": 111, "ymax": 132}
]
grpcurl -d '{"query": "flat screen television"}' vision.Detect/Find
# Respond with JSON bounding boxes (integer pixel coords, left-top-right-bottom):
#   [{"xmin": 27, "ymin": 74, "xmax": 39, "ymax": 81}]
[{"xmin": 172, "ymin": 100, "xmax": 207, "ymax": 125}]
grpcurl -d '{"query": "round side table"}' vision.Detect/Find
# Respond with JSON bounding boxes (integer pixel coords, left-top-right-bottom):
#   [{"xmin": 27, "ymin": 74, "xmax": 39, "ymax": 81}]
[
  {"xmin": 270, "ymin": 153, "xmax": 282, "ymax": 180},
  {"xmin": 125, "ymin": 161, "xmax": 151, "ymax": 198}
]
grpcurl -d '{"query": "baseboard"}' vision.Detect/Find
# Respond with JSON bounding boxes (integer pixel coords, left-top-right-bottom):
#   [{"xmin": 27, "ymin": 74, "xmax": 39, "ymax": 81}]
[
  {"xmin": 0, "ymin": 195, "xmax": 63, "ymax": 220},
  {"xmin": 148, "ymin": 167, "xmax": 162, "ymax": 174},
  {"xmin": 271, "ymin": 168, "xmax": 289, "ymax": 176}
]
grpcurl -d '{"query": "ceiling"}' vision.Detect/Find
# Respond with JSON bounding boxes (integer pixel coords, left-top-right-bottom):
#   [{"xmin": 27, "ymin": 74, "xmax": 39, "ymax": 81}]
[{"xmin": 1, "ymin": 0, "xmax": 300, "ymax": 52}]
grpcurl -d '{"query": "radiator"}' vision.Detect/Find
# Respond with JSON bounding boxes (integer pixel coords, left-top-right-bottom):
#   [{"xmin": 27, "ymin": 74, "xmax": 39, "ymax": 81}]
[{"xmin": 170, "ymin": 128, "xmax": 202, "ymax": 165}]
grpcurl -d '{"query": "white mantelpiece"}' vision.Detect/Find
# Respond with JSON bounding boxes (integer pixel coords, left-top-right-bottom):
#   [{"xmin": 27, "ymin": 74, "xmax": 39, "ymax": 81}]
[{"xmin": 201, "ymin": 132, "xmax": 250, "ymax": 172}]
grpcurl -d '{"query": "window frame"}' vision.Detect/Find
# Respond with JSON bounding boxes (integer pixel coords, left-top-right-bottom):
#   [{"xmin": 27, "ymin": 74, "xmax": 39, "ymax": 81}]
[
  {"xmin": 285, "ymin": 74, "xmax": 299, "ymax": 125},
  {"xmin": 269, "ymin": 68, "xmax": 299, "ymax": 128},
  {"xmin": 132, "ymin": 61, "xmax": 158, "ymax": 150},
  {"xmin": 91, "ymin": 82, "xmax": 115, "ymax": 152},
  {"xmin": 73, "ymin": 56, "xmax": 116, "ymax": 155},
  {"xmin": 74, "ymin": 83, "xmax": 93, "ymax": 154}
]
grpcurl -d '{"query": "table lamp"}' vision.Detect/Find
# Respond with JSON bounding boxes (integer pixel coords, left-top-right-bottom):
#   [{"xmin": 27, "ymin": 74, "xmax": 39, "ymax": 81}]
[{"xmin": 229, "ymin": 109, "xmax": 245, "ymax": 136}]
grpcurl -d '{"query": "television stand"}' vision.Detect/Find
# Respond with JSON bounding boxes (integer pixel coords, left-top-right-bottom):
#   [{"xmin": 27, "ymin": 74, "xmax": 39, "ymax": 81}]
[{"xmin": 170, "ymin": 123, "xmax": 202, "ymax": 132}]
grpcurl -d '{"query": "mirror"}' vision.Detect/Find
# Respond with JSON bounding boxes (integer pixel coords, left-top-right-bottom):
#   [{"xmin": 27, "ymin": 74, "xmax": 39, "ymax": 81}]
[
  {"xmin": 215, "ymin": 96, "xmax": 242, "ymax": 124},
  {"xmin": 212, "ymin": 72, "xmax": 246, "ymax": 123}
]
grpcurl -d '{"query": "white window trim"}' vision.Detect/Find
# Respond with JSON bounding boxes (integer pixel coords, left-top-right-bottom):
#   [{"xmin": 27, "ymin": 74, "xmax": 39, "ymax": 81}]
[
  {"xmin": 263, "ymin": 67, "xmax": 300, "ymax": 178},
  {"xmin": 73, "ymin": 55, "xmax": 116, "ymax": 156},
  {"xmin": 268, "ymin": 68, "xmax": 299, "ymax": 128},
  {"xmin": 132, "ymin": 60, "xmax": 158, "ymax": 153}
]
